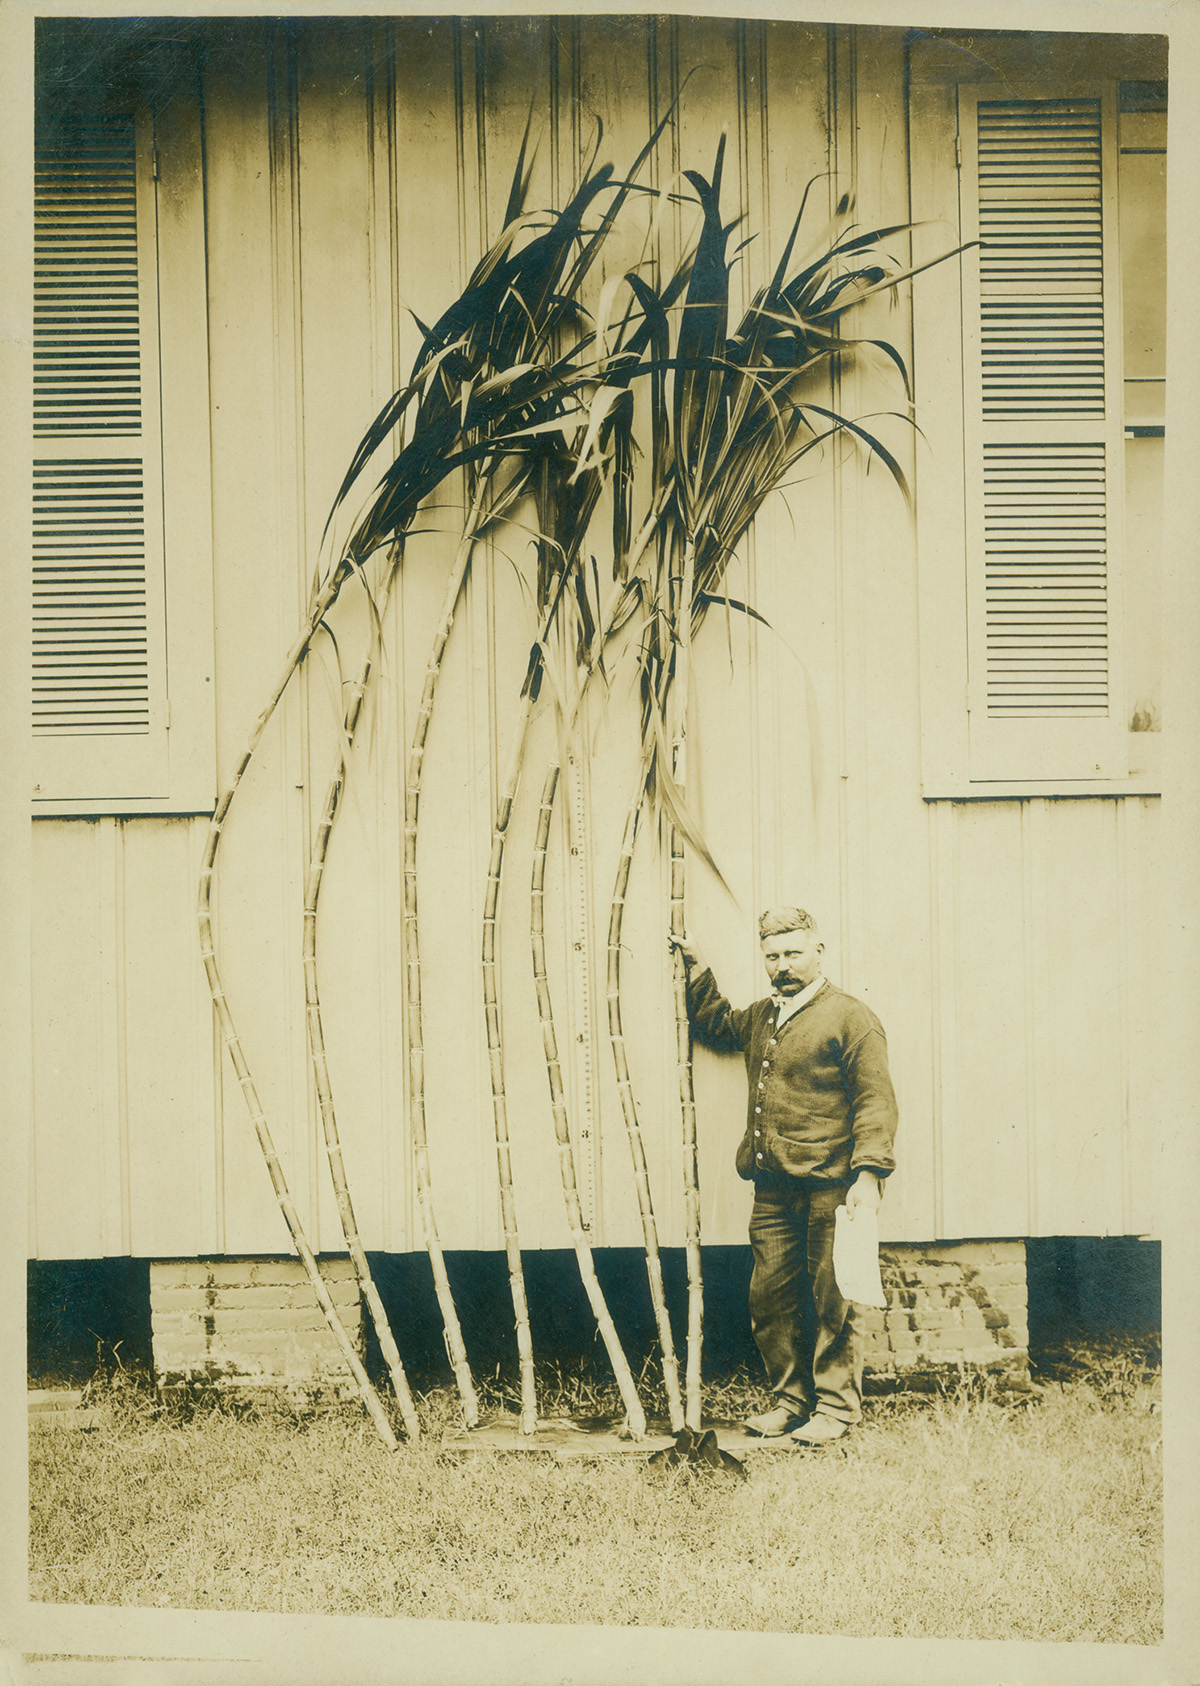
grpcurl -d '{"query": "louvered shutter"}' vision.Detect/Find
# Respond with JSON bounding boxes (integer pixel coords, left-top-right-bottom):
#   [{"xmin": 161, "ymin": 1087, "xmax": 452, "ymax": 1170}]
[
  {"xmin": 959, "ymin": 89, "xmax": 1125, "ymax": 781},
  {"xmin": 32, "ymin": 108, "xmax": 171, "ymax": 803}
]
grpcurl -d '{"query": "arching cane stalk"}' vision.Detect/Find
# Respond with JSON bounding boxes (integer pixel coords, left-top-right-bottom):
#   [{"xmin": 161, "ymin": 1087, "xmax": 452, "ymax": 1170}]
[
  {"xmin": 307, "ymin": 472, "xmax": 521, "ymax": 1435},
  {"xmin": 302, "ymin": 559, "xmax": 423, "ymax": 1442},
  {"xmin": 509, "ymin": 476, "xmax": 685, "ymax": 1436},
  {"xmin": 511, "ymin": 323, "xmax": 688, "ymax": 1436},
  {"xmin": 197, "ymin": 563, "xmax": 398, "ymax": 1448},
  {"xmin": 464, "ymin": 471, "xmax": 617, "ymax": 1435},
  {"xmin": 481, "ymin": 534, "xmax": 620, "ymax": 1433},
  {"xmin": 480, "ymin": 556, "xmax": 590, "ymax": 1435},
  {"xmin": 308, "ymin": 465, "xmax": 525, "ymax": 1436},
  {"xmin": 532, "ymin": 760, "xmax": 648, "ymax": 1437},
  {"xmin": 199, "ymin": 780, "xmax": 397, "ymax": 1447},
  {"xmin": 669, "ymin": 539, "xmax": 702, "ymax": 1431},
  {"xmin": 402, "ymin": 479, "xmax": 502, "ymax": 1427},
  {"xmin": 480, "ymin": 589, "xmax": 558, "ymax": 1436},
  {"xmin": 607, "ymin": 777, "xmax": 685, "ymax": 1433}
]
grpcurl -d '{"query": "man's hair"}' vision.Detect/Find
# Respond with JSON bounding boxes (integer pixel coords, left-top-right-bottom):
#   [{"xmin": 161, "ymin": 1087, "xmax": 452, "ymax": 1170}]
[{"xmin": 758, "ymin": 907, "xmax": 819, "ymax": 940}]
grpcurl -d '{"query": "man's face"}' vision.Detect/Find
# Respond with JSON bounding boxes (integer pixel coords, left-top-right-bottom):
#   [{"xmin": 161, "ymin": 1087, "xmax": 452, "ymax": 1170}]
[{"xmin": 761, "ymin": 927, "xmax": 824, "ymax": 994}]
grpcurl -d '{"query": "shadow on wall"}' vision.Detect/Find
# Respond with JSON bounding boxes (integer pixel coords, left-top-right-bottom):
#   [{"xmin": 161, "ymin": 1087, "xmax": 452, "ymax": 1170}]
[
  {"xmin": 1025, "ymin": 1236, "xmax": 1162, "ymax": 1352},
  {"xmin": 360, "ymin": 1248, "xmax": 760, "ymax": 1385},
  {"xmin": 23, "ymin": 1250, "xmax": 758, "ymax": 1388},
  {"xmin": 27, "ymin": 1257, "xmax": 153, "ymax": 1387},
  {"xmin": 27, "ymin": 1238, "xmax": 1161, "ymax": 1388}
]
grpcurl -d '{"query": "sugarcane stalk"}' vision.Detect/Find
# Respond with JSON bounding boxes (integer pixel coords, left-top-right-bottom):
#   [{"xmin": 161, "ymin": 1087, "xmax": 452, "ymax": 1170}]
[
  {"xmin": 191, "ymin": 988, "xmax": 395, "ymax": 1449},
  {"xmin": 481, "ymin": 567, "xmax": 583, "ymax": 1436},
  {"xmin": 531, "ymin": 761, "xmax": 649, "ymax": 1437},
  {"xmin": 669, "ymin": 817, "xmax": 702, "ymax": 1433},
  {"xmin": 607, "ymin": 767, "xmax": 685, "ymax": 1433},
  {"xmin": 302, "ymin": 564, "xmax": 422, "ymax": 1443},
  {"xmin": 482, "ymin": 507, "xmax": 658, "ymax": 1436},
  {"xmin": 670, "ymin": 540, "xmax": 703, "ymax": 1431},
  {"xmin": 198, "ymin": 561, "xmax": 350, "ymax": 961},
  {"xmin": 403, "ymin": 482, "xmax": 493, "ymax": 1428},
  {"xmin": 197, "ymin": 563, "xmax": 398, "ymax": 1449},
  {"xmin": 481, "ymin": 644, "xmax": 550, "ymax": 1436}
]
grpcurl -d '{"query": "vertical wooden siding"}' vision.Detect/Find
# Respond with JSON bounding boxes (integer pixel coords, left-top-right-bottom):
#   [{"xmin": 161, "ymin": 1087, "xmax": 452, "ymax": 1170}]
[{"xmin": 29, "ymin": 19, "xmax": 1160, "ymax": 1258}]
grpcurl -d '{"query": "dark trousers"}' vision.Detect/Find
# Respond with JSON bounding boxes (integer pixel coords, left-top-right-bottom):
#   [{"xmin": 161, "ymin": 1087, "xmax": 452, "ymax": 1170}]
[{"xmin": 748, "ymin": 1178, "xmax": 863, "ymax": 1424}]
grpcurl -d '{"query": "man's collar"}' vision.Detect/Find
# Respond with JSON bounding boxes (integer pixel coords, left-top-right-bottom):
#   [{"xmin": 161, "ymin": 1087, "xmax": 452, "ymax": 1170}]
[{"xmin": 772, "ymin": 974, "xmax": 826, "ymax": 1025}]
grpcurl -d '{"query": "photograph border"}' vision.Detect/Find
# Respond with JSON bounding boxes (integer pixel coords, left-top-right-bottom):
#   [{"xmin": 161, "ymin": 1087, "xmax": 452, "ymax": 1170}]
[{"xmin": 3, "ymin": 0, "xmax": 1198, "ymax": 1680}]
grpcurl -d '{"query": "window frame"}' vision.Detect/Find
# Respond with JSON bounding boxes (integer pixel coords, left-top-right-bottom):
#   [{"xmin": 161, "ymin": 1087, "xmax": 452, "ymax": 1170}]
[
  {"xmin": 31, "ymin": 45, "xmax": 215, "ymax": 818},
  {"xmin": 910, "ymin": 57, "xmax": 1163, "ymax": 800}
]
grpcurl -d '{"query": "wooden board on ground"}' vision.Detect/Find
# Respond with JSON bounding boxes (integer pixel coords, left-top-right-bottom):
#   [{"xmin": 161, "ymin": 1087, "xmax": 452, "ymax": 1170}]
[
  {"xmin": 440, "ymin": 1414, "xmax": 805, "ymax": 1458},
  {"xmin": 28, "ymin": 1390, "xmax": 104, "ymax": 1429}
]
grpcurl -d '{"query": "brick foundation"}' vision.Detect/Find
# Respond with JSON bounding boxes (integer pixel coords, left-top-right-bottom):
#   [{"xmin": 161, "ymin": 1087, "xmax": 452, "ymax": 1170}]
[
  {"xmin": 150, "ymin": 1257, "xmax": 363, "ymax": 1397},
  {"xmin": 149, "ymin": 1242, "xmax": 1028, "ymax": 1396},
  {"xmin": 863, "ymin": 1241, "xmax": 1029, "ymax": 1389}
]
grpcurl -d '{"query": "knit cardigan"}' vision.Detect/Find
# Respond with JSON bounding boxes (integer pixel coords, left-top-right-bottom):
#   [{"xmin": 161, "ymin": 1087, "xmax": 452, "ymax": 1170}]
[{"xmin": 685, "ymin": 967, "xmax": 899, "ymax": 1184}]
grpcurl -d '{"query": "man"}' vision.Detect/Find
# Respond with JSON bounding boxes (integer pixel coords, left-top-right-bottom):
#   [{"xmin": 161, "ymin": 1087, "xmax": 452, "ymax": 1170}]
[{"xmin": 671, "ymin": 908, "xmax": 898, "ymax": 1444}]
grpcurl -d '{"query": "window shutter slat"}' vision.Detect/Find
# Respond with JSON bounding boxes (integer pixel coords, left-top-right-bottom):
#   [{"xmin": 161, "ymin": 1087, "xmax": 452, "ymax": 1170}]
[
  {"xmin": 35, "ymin": 115, "xmax": 142, "ymax": 437},
  {"xmin": 982, "ymin": 440, "xmax": 1108, "ymax": 716},
  {"xmin": 978, "ymin": 100, "xmax": 1104, "ymax": 417},
  {"xmin": 33, "ymin": 458, "xmax": 150, "ymax": 734},
  {"xmin": 961, "ymin": 89, "xmax": 1125, "ymax": 781}
]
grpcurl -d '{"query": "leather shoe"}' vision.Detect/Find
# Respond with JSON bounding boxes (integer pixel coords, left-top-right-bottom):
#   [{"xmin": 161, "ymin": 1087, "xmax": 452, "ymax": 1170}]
[
  {"xmin": 744, "ymin": 1404, "xmax": 809, "ymax": 1437},
  {"xmin": 790, "ymin": 1413, "xmax": 849, "ymax": 1445}
]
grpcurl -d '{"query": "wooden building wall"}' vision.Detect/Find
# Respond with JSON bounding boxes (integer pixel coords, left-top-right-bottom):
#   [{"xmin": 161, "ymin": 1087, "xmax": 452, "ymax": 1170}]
[{"xmin": 28, "ymin": 18, "xmax": 1162, "ymax": 1259}]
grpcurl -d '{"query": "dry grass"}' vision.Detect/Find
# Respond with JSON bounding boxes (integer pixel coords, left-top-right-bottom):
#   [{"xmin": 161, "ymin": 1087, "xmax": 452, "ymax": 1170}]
[{"xmin": 29, "ymin": 1341, "xmax": 1161, "ymax": 1640}]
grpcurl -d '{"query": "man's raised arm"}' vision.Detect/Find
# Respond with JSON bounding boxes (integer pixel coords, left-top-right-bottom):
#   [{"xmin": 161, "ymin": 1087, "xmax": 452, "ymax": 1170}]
[{"xmin": 669, "ymin": 931, "xmax": 749, "ymax": 1051}]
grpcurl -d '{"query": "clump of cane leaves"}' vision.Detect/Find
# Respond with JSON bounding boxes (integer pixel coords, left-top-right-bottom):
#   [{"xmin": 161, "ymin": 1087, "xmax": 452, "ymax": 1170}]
[
  {"xmin": 198, "ymin": 119, "xmax": 676, "ymax": 1446},
  {"xmin": 485, "ymin": 244, "xmax": 702, "ymax": 1439},
  {"xmin": 474, "ymin": 216, "xmax": 703, "ymax": 1442},
  {"xmin": 602, "ymin": 136, "xmax": 951, "ymax": 1434}
]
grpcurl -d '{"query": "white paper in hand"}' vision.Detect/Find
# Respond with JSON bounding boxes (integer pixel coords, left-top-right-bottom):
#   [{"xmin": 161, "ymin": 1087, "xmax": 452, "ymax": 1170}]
[{"xmin": 833, "ymin": 1203, "xmax": 886, "ymax": 1308}]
